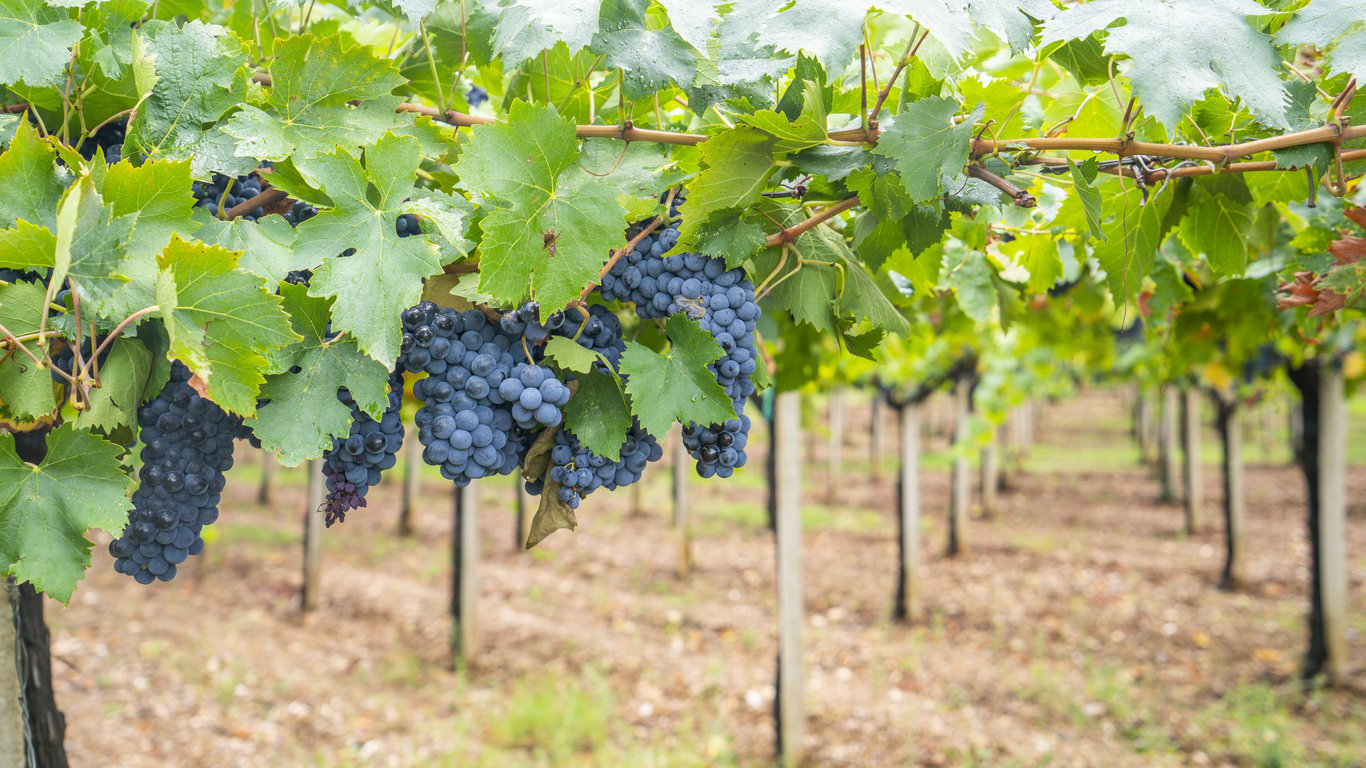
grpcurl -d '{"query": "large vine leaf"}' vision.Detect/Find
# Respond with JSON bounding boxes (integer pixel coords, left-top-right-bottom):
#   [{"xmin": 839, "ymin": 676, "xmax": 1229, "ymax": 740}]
[
  {"xmin": 223, "ymin": 33, "xmax": 406, "ymax": 162},
  {"xmin": 491, "ymin": 0, "xmax": 602, "ymax": 65},
  {"xmin": 453, "ymin": 102, "xmax": 626, "ymax": 318},
  {"xmin": 1040, "ymin": 0, "xmax": 1289, "ymax": 131},
  {"xmin": 1276, "ymin": 0, "xmax": 1366, "ymax": 81},
  {"xmin": 619, "ymin": 314, "xmax": 736, "ymax": 437},
  {"xmin": 0, "ymin": 0, "xmax": 83, "ymax": 88},
  {"xmin": 0, "ymin": 425, "xmax": 131, "ymax": 603},
  {"xmin": 676, "ymin": 127, "xmax": 776, "ymax": 250},
  {"xmin": 155, "ymin": 235, "xmax": 299, "ymax": 415},
  {"xmin": 0, "ymin": 120, "xmax": 67, "ymax": 230},
  {"xmin": 291, "ymin": 132, "xmax": 447, "ymax": 366},
  {"xmin": 872, "ymin": 98, "xmax": 982, "ymax": 203},
  {"xmin": 246, "ymin": 283, "xmax": 390, "ymax": 465},
  {"xmin": 591, "ymin": 0, "xmax": 696, "ymax": 99},
  {"xmin": 0, "ymin": 279, "xmax": 57, "ymax": 421},
  {"xmin": 123, "ymin": 20, "xmax": 257, "ymax": 178}
]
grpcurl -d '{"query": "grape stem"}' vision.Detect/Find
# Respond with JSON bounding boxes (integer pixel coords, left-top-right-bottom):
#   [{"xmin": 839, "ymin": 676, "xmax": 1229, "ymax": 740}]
[
  {"xmin": 765, "ymin": 196, "xmax": 860, "ymax": 247},
  {"xmin": 967, "ymin": 163, "xmax": 1036, "ymax": 207},
  {"xmin": 224, "ymin": 187, "xmax": 287, "ymax": 220}
]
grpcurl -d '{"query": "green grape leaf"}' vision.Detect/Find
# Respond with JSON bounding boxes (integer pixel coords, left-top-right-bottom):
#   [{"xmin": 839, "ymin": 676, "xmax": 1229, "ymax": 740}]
[
  {"xmin": 695, "ymin": 217, "xmax": 767, "ymax": 269},
  {"xmin": 1177, "ymin": 180, "xmax": 1253, "ymax": 275},
  {"xmin": 0, "ymin": 0, "xmax": 84, "ymax": 87},
  {"xmin": 676, "ymin": 127, "xmax": 775, "ymax": 248},
  {"xmin": 592, "ymin": 0, "xmax": 696, "ymax": 99},
  {"xmin": 100, "ymin": 158, "xmax": 196, "ymax": 261},
  {"xmin": 619, "ymin": 314, "xmax": 735, "ymax": 437},
  {"xmin": 393, "ymin": 0, "xmax": 438, "ymax": 24},
  {"xmin": 1246, "ymin": 168, "xmax": 1310, "ymax": 207},
  {"xmin": 492, "ymin": 0, "xmax": 602, "ymax": 65},
  {"xmin": 753, "ymin": 0, "xmax": 863, "ymax": 69},
  {"xmin": 1040, "ymin": 0, "xmax": 1289, "ymax": 131},
  {"xmin": 1276, "ymin": 0, "xmax": 1366, "ymax": 80},
  {"xmin": 293, "ymin": 133, "xmax": 446, "ymax": 366},
  {"xmin": 740, "ymin": 81, "xmax": 828, "ymax": 154},
  {"xmin": 404, "ymin": 188, "xmax": 475, "ymax": 264},
  {"xmin": 0, "ymin": 121, "xmax": 66, "ymax": 230},
  {"xmin": 872, "ymin": 98, "xmax": 982, "ymax": 202},
  {"xmin": 0, "ymin": 219, "xmax": 55, "ymax": 270},
  {"xmin": 941, "ymin": 246, "xmax": 996, "ymax": 322},
  {"xmin": 58, "ymin": 179, "xmax": 137, "ymax": 320},
  {"xmin": 123, "ymin": 20, "xmax": 257, "ymax": 178},
  {"xmin": 0, "ymin": 425, "xmax": 131, "ymax": 603},
  {"xmin": 1094, "ymin": 192, "xmax": 1174, "ymax": 303},
  {"xmin": 194, "ymin": 213, "xmax": 307, "ymax": 283},
  {"xmin": 688, "ymin": 1, "xmax": 792, "ymax": 114},
  {"xmin": 1273, "ymin": 143, "xmax": 1334, "ymax": 174},
  {"xmin": 223, "ymin": 33, "xmax": 405, "ymax": 162},
  {"xmin": 544, "ymin": 335, "xmax": 612, "ymax": 377},
  {"xmin": 72, "ymin": 338, "xmax": 154, "ymax": 432},
  {"xmin": 0, "ymin": 279, "xmax": 57, "ymax": 421},
  {"xmin": 998, "ymin": 235, "xmax": 1062, "ymax": 295},
  {"xmin": 453, "ymin": 102, "xmax": 626, "ymax": 318},
  {"xmin": 563, "ymin": 370, "xmax": 632, "ymax": 461},
  {"xmin": 753, "ymin": 247, "xmax": 838, "ymax": 333},
  {"xmin": 657, "ymin": 0, "xmax": 722, "ymax": 52},
  {"xmin": 155, "ymin": 235, "xmax": 299, "ymax": 415},
  {"xmin": 1068, "ymin": 158, "xmax": 1105, "ymax": 242},
  {"xmin": 246, "ymin": 283, "xmax": 390, "ymax": 465}
]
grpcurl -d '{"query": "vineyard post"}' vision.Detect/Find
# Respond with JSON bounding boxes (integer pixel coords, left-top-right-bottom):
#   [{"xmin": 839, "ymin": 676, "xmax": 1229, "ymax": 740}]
[
  {"xmin": 451, "ymin": 481, "xmax": 480, "ymax": 667},
  {"xmin": 2, "ymin": 579, "xmax": 25, "ymax": 766},
  {"xmin": 672, "ymin": 432, "xmax": 692, "ymax": 576},
  {"xmin": 772, "ymin": 390, "xmax": 805, "ymax": 765},
  {"xmin": 869, "ymin": 391, "xmax": 884, "ymax": 481},
  {"xmin": 257, "ymin": 450, "xmax": 276, "ymax": 505},
  {"xmin": 947, "ymin": 378, "xmax": 970, "ymax": 557},
  {"xmin": 1316, "ymin": 365, "xmax": 1349, "ymax": 682},
  {"xmin": 398, "ymin": 437, "xmax": 420, "ymax": 538},
  {"xmin": 1159, "ymin": 385, "xmax": 1179, "ymax": 503},
  {"xmin": 894, "ymin": 402, "xmax": 922, "ymax": 621},
  {"xmin": 301, "ymin": 461, "xmax": 324, "ymax": 612},
  {"xmin": 979, "ymin": 430, "xmax": 999, "ymax": 517},
  {"xmin": 1181, "ymin": 388, "xmax": 1205, "ymax": 534},
  {"xmin": 826, "ymin": 389, "xmax": 843, "ymax": 501},
  {"xmin": 1215, "ymin": 398, "xmax": 1245, "ymax": 590},
  {"xmin": 1135, "ymin": 389, "xmax": 1154, "ymax": 464},
  {"xmin": 1260, "ymin": 398, "xmax": 1277, "ymax": 462}
]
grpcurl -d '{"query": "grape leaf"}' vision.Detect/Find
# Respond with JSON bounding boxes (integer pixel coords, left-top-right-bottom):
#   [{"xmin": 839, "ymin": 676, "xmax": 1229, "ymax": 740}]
[
  {"xmin": 657, "ymin": 0, "xmax": 722, "ymax": 52},
  {"xmin": 872, "ymin": 98, "xmax": 982, "ymax": 202},
  {"xmin": 393, "ymin": 0, "xmax": 438, "ymax": 24},
  {"xmin": 1276, "ymin": 0, "xmax": 1366, "ymax": 81},
  {"xmin": 0, "ymin": 279, "xmax": 57, "ymax": 421},
  {"xmin": 1040, "ymin": 0, "xmax": 1289, "ymax": 131},
  {"xmin": 688, "ymin": 0, "xmax": 792, "ymax": 114},
  {"xmin": 544, "ymin": 335, "xmax": 612, "ymax": 377},
  {"xmin": 123, "ymin": 20, "xmax": 257, "ymax": 177},
  {"xmin": 57, "ymin": 179, "xmax": 137, "ymax": 320},
  {"xmin": 694, "ymin": 216, "xmax": 767, "ymax": 268},
  {"xmin": 941, "ymin": 246, "xmax": 995, "ymax": 322},
  {"xmin": 155, "ymin": 235, "xmax": 299, "ymax": 415},
  {"xmin": 753, "ymin": 0, "xmax": 863, "ymax": 69},
  {"xmin": 72, "ymin": 338, "xmax": 154, "ymax": 432},
  {"xmin": 453, "ymin": 102, "xmax": 626, "ymax": 318},
  {"xmin": 100, "ymin": 158, "xmax": 196, "ymax": 260},
  {"xmin": 0, "ymin": 0, "xmax": 84, "ymax": 88},
  {"xmin": 1068, "ymin": 158, "xmax": 1105, "ymax": 242},
  {"xmin": 676, "ymin": 127, "xmax": 775, "ymax": 248},
  {"xmin": 0, "ymin": 219, "xmax": 55, "ymax": 270},
  {"xmin": 0, "ymin": 425, "xmax": 131, "ymax": 603},
  {"xmin": 0, "ymin": 121, "xmax": 66, "ymax": 231},
  {"xmin": 619, "ymin": 314, "xmax": 735, "ymax": 437},
  {"xmin": 194, "ymin": 213, "xmax": 307, "ymax": 283},
  {"xmin": 223, "ymin": 33, "xmax": 406, "ymax": 162},
  {"xmin": 292, "ymin": 133, "xmax": 446, "ymax": 366},
  {"xmin": 1177, "ymin": 180, "xmax": 1253, "ymax": 276},
  {"xmin": 1094, "ymin": 192, "xmax": 1173, "ymax": 303},
  {"xmin": 246, "ymin": 283, "xmax": 390, "ymax": 465},
  {"xmin": 563, "ymin": 370, "xmax": 632, "ymax": 461},
  {"xmin": 525, "ymin": 477, "xmax": 577, "ymax": 548},
  {"xmin": 740, "ymin": 81, "xmax": 828, "ymax": 154},
  {"xmin": 491, "ymin": 0, "xmax": 602, "ymax": 65},
  {"xmin": 592, "ymin": 0, "xmax": 696, "ymax": 99}
]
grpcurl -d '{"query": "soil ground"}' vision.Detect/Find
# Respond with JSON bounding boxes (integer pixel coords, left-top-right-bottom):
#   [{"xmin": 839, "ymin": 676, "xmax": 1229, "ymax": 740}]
[{"xmin": 45, "ymin": 388, "xmax": 1366, "ymax": 767}]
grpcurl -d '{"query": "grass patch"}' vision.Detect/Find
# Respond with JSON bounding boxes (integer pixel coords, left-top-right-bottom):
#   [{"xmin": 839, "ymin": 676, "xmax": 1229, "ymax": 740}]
[{"xmin": 487, "ymin": 667, "xmax": 615, "ymax": 761}]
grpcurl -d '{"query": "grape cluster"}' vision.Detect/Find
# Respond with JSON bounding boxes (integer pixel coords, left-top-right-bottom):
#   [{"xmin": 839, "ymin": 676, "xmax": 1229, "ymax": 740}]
[
  {"xmin": 400, "ymin": 301, "xmax": 564, "ymax": 486},
  {"xmin": 108, "ymin": 363, "xmax": 241, "ymax": 584},
  {"xmin": 193, "ymin": 172, "xmax": 268, "ymax": 221},
  {"xmin": 599, "ymin": 194, "xmax": 760, "ymax": 477},
  {"xmin": 320, "ymin": 373, "xmax": 406, "ymax": 525},
  {"xmin": 281, "ymin": 201, "xmax": 317, "ymax": 228},
  {"xmin": 539, "ymin": 421, "xmax": 662, "ymax": 509},
  {"xmin": 467, "ymin": 85, "xmax": 489, "ymax": 107}
]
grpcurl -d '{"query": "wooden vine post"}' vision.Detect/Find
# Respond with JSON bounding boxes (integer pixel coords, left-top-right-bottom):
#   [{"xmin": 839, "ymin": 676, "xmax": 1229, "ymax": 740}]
[
  {"xmin": 1316, "ymin": 366, "xmax": 1349, "ymax": 681},
  {"xmin": 1158, "ymin": 385, "xmax": 1180, "ymax": 503},
  {"xmin": 979, "ymin": 429, "xmax": 999, "ymax": 517},
  {"xmin": 772, "ymin": 391, "xmax": 805, "ymax": 765},
  {"xmin": 1, "ymin": 581, "xmax": 22, "ymax": 767},
  {"xmin": 894, "ymin": 402, "xmax": 922, "ymax": 621},
  {"xmin": 1215, "ymin": 398, "xmax": 1245, "ymax": 590},
  {"xmin": 826, "ymin": 389, "xmax": 843, "ymax": 500},
  {"xmin": 397, "ymin": 436, "xmax": 421, "ymax": 537},
  {"xmin": 947, "ymin": 378, "xmax": 970, "ymax": 557},
  {"xmin": 451, "ymin": 481, "xmax": 480, "ymax": 667},
  {"xmin": 257, "ymin": 449, "xmax": 276, "ymax": 505},
  {"xmin": 300, "ymin": 460, "xmax": 324, "ymax": 612},
  {"xmin": 672, "ymin": 432, "xmax": 692, "ymax": 576},
  {"xmin": 1181, "ymin": 387, "xmax": 1204, "ymax": 534},
  {"xmin": 869, "ymin": 391, "xmax": 885, "ymax": 480}
]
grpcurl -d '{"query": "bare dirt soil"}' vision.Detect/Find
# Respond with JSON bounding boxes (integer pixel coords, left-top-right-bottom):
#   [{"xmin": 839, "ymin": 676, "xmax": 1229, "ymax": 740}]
[{"xmin": 45, "ymin": 390, "xmax": 1366, "ymax": 767}]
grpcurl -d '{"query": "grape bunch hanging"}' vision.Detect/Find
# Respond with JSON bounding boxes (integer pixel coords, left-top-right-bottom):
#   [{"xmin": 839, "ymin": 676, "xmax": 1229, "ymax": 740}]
[{"xmin": 105, "ymin": 185, "xmax": 762, "ymax": 585}]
